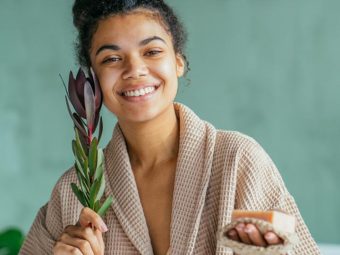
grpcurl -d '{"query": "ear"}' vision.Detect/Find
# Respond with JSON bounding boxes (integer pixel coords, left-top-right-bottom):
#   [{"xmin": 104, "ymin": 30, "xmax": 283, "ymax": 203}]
[{"xmin": 175, "ymin": 54, "xmax": 185, "ymax": 77}]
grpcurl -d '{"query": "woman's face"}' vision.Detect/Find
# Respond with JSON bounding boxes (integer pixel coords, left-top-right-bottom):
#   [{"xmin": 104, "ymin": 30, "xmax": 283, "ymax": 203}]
[{"xmin": 89, "ymin": 11, "xmax": 185, "ymax": 124}]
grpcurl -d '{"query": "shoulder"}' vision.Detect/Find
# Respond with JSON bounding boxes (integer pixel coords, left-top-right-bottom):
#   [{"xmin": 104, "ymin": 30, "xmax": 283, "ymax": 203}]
[
  {"xmin": 214, "ymin": 129, "xmax": 267, "ymax": 158},
  {"xmin": 213, "ymin": 129, "xmax": 278, "ymax": 178},
  {"xmin": 44, "ymin": 166, "xmax": 82, "ymax": 229},
  {"xmin": 51, "ymin": 166, "xmax": 78, "ymax": 196}
]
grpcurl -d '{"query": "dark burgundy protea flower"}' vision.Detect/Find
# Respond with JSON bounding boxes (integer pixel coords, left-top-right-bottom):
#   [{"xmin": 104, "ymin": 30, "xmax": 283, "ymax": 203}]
[{"xmin": 64, "ymin": 68, "xmax": 103, "ymax": 148}]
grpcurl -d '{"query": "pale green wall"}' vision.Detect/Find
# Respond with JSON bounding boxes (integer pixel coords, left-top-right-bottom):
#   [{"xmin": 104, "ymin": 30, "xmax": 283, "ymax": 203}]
[{"xmin": 1, "ymin": 0, "xmax": 339, "ymax": 244}]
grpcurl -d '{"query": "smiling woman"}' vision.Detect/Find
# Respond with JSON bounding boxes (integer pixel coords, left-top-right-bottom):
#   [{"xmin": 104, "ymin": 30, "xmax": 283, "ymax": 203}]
[
  {"xmin": 19, "ymin": 0, "xmax": 321, "ymax": 255},
  {"xmin": 90, "ymin": 12, "xmax": 184, "ymax": 124}
]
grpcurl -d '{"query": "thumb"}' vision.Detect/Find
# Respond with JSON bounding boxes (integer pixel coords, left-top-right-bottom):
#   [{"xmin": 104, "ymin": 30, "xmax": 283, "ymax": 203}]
[{"xmin": 78, "ymin": 207, "xmax": 108, "ymax": 233}]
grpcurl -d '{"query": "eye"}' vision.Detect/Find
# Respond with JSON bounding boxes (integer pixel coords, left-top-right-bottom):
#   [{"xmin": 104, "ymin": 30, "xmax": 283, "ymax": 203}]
[
  {"xmin": 102, "ymin": 56, "xmax": 122, "ymax": 64},
  {"xmin": 145, "ymin": 50, "xmax": 162, "ymax": 56}
]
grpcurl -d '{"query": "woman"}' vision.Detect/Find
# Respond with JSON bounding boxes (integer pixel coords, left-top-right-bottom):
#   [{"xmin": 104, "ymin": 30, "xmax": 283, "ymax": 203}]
[{"xmin": 20, "ymin": 0, "xmax": 320, "ymax": 254}]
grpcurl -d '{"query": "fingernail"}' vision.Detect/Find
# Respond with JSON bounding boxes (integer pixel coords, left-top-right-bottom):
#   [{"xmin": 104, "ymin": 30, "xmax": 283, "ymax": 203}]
[
  {"xmin": 235, "ymin": 223, "xmax": 244, "ymax": 231},
  {"xmin": 265, "ymin": 232, "xmax": 275, "ymax": 240},
  {"xmin": 100, "ymin": 223, "xmax": 108, "ymax": 232},
  {"xmin": 244, "ymin": 225, "xmax": 254, "ymax": 233},
  {"xmin": 244, "ymin": 227, "xmax": 252, "ymax": 233}
]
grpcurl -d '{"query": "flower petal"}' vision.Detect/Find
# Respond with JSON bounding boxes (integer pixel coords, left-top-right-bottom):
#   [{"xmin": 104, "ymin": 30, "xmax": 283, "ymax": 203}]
[
  {"xmin": 90, "ymin": 67, "xmax": 103, "ymax": 111},
  {"xmin": 68, "ymin": 71, "xmax": 86, "ymax": 118},
  {"xmin": 97, "ymin": 117, "xmax": 103, "ymax": 143},
  {"xmin": 65, "ymin": 96, "xmax": 88, "ymax": 138},
  {"xmin": 73, "ymin": 113, "xmax": 90, "ymax": 151},
  {"xmin": 84, "ymin": 81, "xmax": 96, "ymax": 132},
  {"xmin": 92, "ymin": 109, "xmax": 101, "ymax": 133},
  {"xmin": 76, "ymin": 68, "xmax": 87, "ymax": 99}
]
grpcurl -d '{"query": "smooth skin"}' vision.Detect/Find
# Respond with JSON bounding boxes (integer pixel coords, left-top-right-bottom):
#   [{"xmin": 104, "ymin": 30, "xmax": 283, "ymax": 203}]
[{"xmin": 54, "ymin": 9, "xmax": 283, "ymax": 254}]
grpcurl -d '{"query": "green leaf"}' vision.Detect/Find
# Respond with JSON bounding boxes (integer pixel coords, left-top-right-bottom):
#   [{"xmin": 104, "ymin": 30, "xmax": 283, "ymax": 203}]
[
  {"xmin": 74, "ymin": 153, "xmax": 84, "ymax": 172},
  {"xmin": 97, "ymin": 196, "xmax": 113, "ymax": 217},
  {"xmin": 74, "ymin": 148, "xmax": 87, "ymax": 172},
  {"xmin": 94, "ymin": 200, "xmax": 100, "ymax": 212},
  {"xmin": 75, "ymin": 128, "xmax": 87, "ymax": 161},
  {"xmin": 74, "ymin": 143, "xmax": 87, "ymax": 171},
  {"xmin": 94, "ymin": 148, "xmax": 104, "ymax": 181},
  {"xmin": 84, "ymin": 159, "xmax": 89, "ymax": 177},
  {"xmin": 89, "ymin": 175, "xmax": 102, "ymax": 208},
  {"xmin": 75, "ymin": 162, "xmax": 90, "ymax": 195},
  {"xmin": 89, "ymin": 138, "xmax": 98, "ymax": 176},
  {"xmin": 95, "ymin": 174, "xmax": 105, "ymax": 202},
  {"xmin": 75, "ymin": 159, "xmax": 90, "ymax": 189},
  {"xmin": 73, "ymin": 113, "xmax": 89, "ymax": 155},
  {"xmin": 71, "ymin": 183, "xmax": 88, "ymax": 207}
]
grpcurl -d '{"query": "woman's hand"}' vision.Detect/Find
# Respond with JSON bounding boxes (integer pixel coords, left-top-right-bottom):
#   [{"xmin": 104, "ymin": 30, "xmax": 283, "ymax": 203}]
[
  {"xmin": 53, "ymin": 207, "xmax": 108, "ymax": 255},
  {"xmin": 226, "ymin": 223, "xmax": 283, "ymax": 247}
]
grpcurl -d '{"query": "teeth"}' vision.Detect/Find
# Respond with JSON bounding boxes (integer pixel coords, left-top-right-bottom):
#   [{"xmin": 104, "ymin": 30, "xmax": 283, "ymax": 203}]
[{"xmin": 123, "ymin": 86, "xmax": 156, "ymax": 97}]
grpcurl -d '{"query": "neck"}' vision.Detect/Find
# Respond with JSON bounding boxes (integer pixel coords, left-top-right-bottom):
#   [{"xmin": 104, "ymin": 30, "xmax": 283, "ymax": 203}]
[{"xmin": 118, "ymin": 105, "xmax": 179, "ymax": 171}]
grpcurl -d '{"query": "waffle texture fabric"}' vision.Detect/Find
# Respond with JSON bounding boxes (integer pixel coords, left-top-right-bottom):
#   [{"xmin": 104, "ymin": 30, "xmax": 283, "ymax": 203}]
[{"xmin": 20, "ymin": 103, "xmax": 320, "ymax": 255}]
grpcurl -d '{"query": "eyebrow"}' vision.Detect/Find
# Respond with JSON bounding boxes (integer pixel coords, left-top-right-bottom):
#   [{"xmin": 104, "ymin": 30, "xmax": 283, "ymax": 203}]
[{"xmin": 95, "ymin": 36, "xmax": 167, "ymax": 56}]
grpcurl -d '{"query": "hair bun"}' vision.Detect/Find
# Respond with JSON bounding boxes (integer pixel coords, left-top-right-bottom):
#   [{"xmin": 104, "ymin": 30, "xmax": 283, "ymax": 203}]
[
  {"xmin": 73, "ymin": 0, "xmax": 137, "ymax": 28},
  {"xmin": 123, "ymin": 0, "xmax": 137, "ymax": 7},
  {"xmin": 72, "ymin": 0, "xmax": 92, "ymax": 29}
]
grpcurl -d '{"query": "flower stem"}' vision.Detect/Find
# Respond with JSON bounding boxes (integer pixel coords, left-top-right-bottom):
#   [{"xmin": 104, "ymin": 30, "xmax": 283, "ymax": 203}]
[{"xmin": 88, "ymin": 127, "xmax": 93, "ymax": 144}]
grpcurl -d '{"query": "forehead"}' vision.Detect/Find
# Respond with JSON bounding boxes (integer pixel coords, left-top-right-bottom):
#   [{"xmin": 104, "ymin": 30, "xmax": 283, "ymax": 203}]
[{"xmin": 91, "ymin": 10, "xmax": 172, "ymax": 47}]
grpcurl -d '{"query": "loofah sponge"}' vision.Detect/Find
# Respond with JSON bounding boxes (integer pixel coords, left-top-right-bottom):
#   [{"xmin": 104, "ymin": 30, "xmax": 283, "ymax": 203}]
[{"xmin": 217, "ymin": 210, "xmax": 299, "ymax": 255}]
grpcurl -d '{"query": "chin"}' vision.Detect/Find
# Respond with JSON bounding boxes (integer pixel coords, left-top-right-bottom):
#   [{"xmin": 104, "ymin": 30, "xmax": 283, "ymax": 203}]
[
  {"xmin": 120, "ymin": 102, "xmax": 174, "ymax": 124},
  {"xmin": 117, "ymin": 107, "xmax": 156, "ymax": 123}
]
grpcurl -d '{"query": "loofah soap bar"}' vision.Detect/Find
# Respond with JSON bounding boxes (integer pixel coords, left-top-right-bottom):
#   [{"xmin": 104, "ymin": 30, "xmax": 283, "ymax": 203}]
[{"xmin": 232, "ymin": 210, "xmax": 296, "ymax": 234}]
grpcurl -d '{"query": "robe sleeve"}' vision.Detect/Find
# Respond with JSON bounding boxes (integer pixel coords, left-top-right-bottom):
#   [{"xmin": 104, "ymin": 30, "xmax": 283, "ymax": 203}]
[
  {"xmin": 19, "ymin": 203, "xmax": 58, "ymax": 254},
  {"xmin": 19, "ymin": 170, "xmax": 75, "ymax": 255},
  {"xmin": 234, "ymin": 137, "xmax": 321, "ymax": 255}
]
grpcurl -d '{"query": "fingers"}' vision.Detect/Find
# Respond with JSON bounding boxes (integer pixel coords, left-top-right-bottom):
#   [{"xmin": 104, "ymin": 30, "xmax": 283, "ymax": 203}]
[
  {"xmin": 65, "ymin": 225, "xmax": 103, "ymax": 255},
  {"xmin": 53, "ymin": 208, "xmax": 107, "ymax": 255},
  {"xmin": 94, "ymin": 227, "xmax": 105, "ymax": 250},
  {"xmin": 230, "ymin": 223, "xmax": 284, "ymax": 248},
  {"xmin": 235, "ymin": 223, "xmax": 252, "ymax": 244},
  {"xmin": 264, "ymin": 231, "xmax": 283, "ymax": 245},
  {"xmin": 244, "ymin": 224, "xmax": 267, "ymax": 247},
  {"xmin": 58, "ymin": 232, "xmax": 94, "ymax": 255},
  {"xmin": 78, "ymin": 207, "xmax": 108, "ymax": 233},
  {"xmin": 226, "ymin": 229, "xmax": 240, "ymax": 242},
  {"xmin": 53, "ymin": 241, "xmax": 83, "ymax": 255}
]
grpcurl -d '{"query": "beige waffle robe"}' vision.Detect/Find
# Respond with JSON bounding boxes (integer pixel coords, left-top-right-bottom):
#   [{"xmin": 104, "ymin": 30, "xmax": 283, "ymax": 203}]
[{"xmin": 20, "ymin": 103, "xmax": 320, "ymax": 255}]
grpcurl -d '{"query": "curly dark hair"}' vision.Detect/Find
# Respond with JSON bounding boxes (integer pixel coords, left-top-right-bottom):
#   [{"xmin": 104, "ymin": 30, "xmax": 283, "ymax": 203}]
[{"xmin": 72, "ymin": 0, "xmax": 190, "ymax": 74}]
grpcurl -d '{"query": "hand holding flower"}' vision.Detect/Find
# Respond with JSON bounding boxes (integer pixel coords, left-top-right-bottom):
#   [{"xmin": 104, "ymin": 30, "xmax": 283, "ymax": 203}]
[{"xmin": 53, "ymin": 208, "xmax": 106, "ymax": 255}]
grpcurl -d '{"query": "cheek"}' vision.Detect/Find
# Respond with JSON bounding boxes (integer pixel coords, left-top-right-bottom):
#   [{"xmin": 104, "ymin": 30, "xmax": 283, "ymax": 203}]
[
  {"xmin": 152, "ymin": 58, "xmax": 178, "ymax": 81},
  {"xmin": 98, "ymin": 70, "xmax": 120, "ymax": 93}
]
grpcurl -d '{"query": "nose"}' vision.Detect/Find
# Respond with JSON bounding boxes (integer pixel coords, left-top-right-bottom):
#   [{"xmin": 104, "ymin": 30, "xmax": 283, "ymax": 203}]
[{"xmin": 122, "ymin": 55, "xmax": 148, "ymax": 80}]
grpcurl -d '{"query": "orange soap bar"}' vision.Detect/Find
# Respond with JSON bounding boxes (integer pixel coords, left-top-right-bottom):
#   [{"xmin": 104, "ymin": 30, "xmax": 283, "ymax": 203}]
[{"xmin": 232, "ymin": 210, "xmax": 296, "ymax": 234}]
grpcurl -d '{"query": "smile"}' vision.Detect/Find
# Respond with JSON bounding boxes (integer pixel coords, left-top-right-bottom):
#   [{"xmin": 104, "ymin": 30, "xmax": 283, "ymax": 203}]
[{"xmin": 122, "ymin": 85, "xmax": 160, "ymax": 97}]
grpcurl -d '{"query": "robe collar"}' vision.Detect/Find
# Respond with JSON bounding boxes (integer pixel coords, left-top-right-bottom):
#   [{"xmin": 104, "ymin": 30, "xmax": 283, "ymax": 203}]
[{"xmin": 104, "ymin": 103, "xmax": 216, "ymax": 254}]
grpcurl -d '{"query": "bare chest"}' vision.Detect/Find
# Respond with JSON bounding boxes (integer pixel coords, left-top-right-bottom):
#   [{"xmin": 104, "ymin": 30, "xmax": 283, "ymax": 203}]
[{"xmin": 133, "ymin": 163, "xmax": 176, "ymax": 255}]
